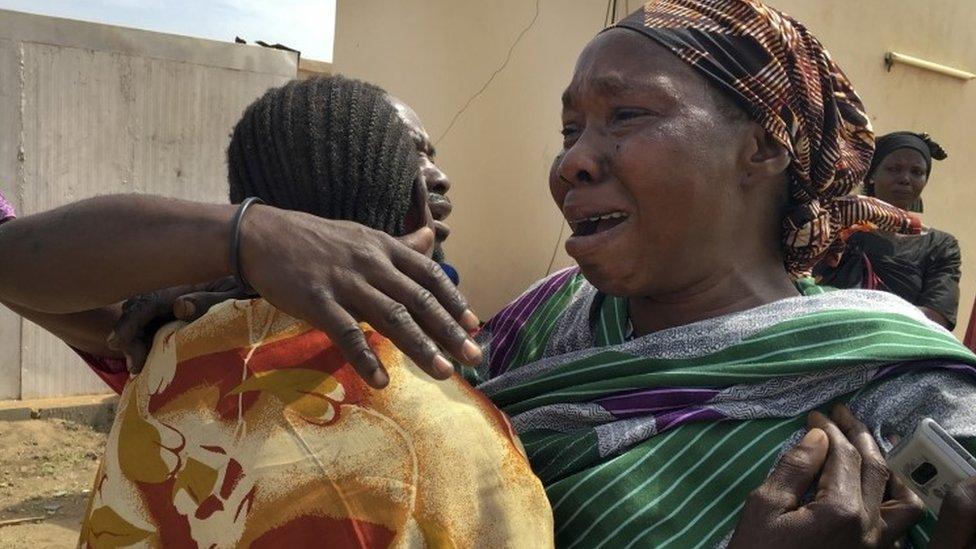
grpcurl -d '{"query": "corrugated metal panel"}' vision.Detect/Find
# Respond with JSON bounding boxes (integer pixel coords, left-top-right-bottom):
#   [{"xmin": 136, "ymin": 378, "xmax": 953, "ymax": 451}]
[
  {"xmin": 0, "ymin": 37, "xmax": 23, "ymax": 399},
  {"xmin": 14, "ymin": 38, "xmax": 291, "ymax": 398}
]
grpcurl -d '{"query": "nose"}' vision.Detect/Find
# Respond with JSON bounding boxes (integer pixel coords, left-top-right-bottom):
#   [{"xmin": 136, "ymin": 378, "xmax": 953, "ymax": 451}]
[
  {"xmin": 423, "ymin": 162, "xmax": 451, "ymax": 196},
  {"xmin": 556, "ymin": 134, "xmax": 603, "ymax": 187}
]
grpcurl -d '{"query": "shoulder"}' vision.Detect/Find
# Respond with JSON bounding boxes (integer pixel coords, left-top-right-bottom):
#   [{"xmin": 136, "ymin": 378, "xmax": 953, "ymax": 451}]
[
  {"xmin": 930, "ymin": 227, "xmax": 960, "ymax": 247},
  {"xmin": 482, "ymin": 267, "xmax": 587, "ymax": 333},
  {"xmin": 925, "ymin": 228, "xmax": 961, "ymax": 260},
  {"xmin": 476, "ymin": 267, "xmax": 593, "ymax": 378}
]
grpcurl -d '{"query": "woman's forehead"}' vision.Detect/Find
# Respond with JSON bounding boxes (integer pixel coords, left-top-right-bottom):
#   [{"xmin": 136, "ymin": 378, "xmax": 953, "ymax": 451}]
[
  {"xmin": 563, "ymin": 29, "xmax": 705, "ymax": 106},
  {"xmin": 882, "ymin": 148, "xmax": 927, "ymax": 166}
]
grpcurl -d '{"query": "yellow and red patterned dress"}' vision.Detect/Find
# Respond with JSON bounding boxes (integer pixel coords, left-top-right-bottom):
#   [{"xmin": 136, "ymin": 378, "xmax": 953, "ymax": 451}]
[{"xmin": 79, "ymin": 299, "xmax": 552, "ymax": 548}]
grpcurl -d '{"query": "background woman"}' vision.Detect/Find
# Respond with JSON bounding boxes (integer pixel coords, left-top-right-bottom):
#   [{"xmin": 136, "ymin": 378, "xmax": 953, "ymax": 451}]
[{"xmin": 816, "ymin": 131, "xmax": 960, "ymax": 328}]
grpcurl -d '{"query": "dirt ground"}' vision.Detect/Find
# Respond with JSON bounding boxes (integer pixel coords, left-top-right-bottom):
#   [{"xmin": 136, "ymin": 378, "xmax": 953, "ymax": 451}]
[{"xmin": 0, "ymin": 418, "xmax": 106, "ymax": 548}]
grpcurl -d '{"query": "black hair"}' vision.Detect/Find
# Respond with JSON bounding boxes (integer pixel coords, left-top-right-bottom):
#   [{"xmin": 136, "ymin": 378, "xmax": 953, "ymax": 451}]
[{"xmin": 227, "ymin": 75, "xmax": 419, "ymax": 236}]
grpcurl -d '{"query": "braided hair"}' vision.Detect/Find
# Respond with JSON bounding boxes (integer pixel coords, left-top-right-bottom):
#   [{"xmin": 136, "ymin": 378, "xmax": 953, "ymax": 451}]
[{"xmin": 228, "ymin": 75, "xmax": 419, "ymax": 236}]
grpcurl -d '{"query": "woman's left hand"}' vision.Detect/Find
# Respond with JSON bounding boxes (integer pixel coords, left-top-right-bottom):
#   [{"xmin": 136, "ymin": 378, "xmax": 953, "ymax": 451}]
[
  {"xmin": 729, "ymin": 404, "xmax": 924, "ymax": 548},
  {"xmin": 108, "ymin": 277, "xmax": 251, "ymax": 373}
]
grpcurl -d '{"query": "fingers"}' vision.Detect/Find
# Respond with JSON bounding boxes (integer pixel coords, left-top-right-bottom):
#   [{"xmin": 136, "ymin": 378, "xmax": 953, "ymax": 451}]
[
  {"xmin": 746, "ymin": 428, "xmax": 829, "ymax": 515},
  {"xmin": 374, "ymin": 268, "xmax": 482, "ymax": 366},
  {"xmin": 831, "ymin": 404, "xmax": 890, "ymax": 513},
  {"xmin": 807, "ymin": 411, "xmax": 863, "ymax": 506},
  {"xmin": 929, "ymin": 476, "xmax": 976, "ymax": 549},
  {"xmin": 393, "ymin": 243, "xmax": 480, "ymax": 334},
  {"xmin": 878, "ymin": 473, "xmax": 925, "ymax": 547},
  {"xmin": 173, "ymin": 288, "xmax": 251, "ymax": 322},
  {"xmin": 345, "ymin": 282, "xmax": 455, "ymax": 381},
  {"xmin": 108, "ymin": 292, "xmax": 173, "ymax": 374},
  {"xmin": 302, "ymin": 295, "xmax": 389, "ymax": 389}
]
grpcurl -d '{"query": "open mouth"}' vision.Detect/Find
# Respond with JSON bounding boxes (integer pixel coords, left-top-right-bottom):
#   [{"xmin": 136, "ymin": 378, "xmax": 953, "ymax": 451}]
[{"xmin": 568, "ymin": 211, "xmax": 629, "ymax": 237}]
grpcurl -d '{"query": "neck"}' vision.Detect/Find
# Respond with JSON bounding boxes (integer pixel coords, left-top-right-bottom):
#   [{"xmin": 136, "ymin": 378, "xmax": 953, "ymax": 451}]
[{"xmin": 627, "ymin": 255, "xmax": 799, "ymax": 336}]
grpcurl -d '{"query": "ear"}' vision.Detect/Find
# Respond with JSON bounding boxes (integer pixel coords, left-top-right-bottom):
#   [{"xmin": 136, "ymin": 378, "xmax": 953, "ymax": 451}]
[{"xmin": 740, "ymin": 123, "xmax": 791, "ymax": 187}]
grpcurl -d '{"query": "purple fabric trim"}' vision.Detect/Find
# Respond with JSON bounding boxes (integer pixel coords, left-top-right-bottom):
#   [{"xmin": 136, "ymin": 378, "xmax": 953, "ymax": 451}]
[
  {"xmin": 595, "ymin": 387, "xmax": 721, "ymax": 419},
  {"xmin": 873, "ymin": 360, "xmax": 976, "ymax": 381},
  {"xmin": 653, "ymin": 407, "xmax": 725, "ymax": 432},
  {"xmin": 0, "ymin": 190, "xmax": 15, "ymax": 223},
  {"xmin": 485, "ymin": 267, "xmax": 579, "ymax": 378}
]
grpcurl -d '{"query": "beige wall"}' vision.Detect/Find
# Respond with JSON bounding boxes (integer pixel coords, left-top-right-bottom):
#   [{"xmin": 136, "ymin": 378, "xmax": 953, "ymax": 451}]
[{"xmin": 334, "ymin": 0, "xmax": 976, "ymax": 336}]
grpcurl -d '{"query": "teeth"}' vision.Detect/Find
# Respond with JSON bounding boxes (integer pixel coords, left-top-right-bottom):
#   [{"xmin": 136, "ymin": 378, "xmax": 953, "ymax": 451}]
[
  {"xmin": 567, "ymin": 211, "xmax": 628, "ymax": 232},
  {"xmin": 584, "ymin": 212, "xmax": 628, "ymax": 222}
]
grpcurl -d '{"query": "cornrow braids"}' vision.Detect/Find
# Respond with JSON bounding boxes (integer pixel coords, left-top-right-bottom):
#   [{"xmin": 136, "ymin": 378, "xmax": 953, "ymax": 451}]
[{"xmin": 228, "ymin": 75, "xmax": 419, "ymax": 236}]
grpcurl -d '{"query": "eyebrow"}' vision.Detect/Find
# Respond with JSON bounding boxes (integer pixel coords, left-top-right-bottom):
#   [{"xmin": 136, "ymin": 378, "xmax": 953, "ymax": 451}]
[{"xmin": 562, "ymin": 74, "xmax": 648, "ymax": 108}]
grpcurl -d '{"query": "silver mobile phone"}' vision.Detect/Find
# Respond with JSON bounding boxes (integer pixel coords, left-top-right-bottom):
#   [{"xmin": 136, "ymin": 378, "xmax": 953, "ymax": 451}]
[{"xmin": 886, "ymin": 418, "xmax": 976, "ymax": 514}]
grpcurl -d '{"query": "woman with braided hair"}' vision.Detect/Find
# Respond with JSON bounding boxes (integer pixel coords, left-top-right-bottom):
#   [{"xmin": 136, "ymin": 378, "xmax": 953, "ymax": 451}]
[
  {"xmin": 67, "ymin": 75, "xmax": 555, "ymax": 547},
  {"xmin": 816, "ymin": 131, "xmax": 961, "ymax": 328}
]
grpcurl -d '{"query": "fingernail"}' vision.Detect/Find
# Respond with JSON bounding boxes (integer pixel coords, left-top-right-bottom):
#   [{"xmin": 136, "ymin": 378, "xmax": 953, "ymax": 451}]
[
  {"xmin": 370, "ymin": 368, "xmax": 389, "ymax": 388},
  {"xmin": 461, "ymin": 339, "xmax": 482, "ymax": 363},
  {"xmin": 802, "ymin": 427, "xmax": 827, "ymax": 446},
  {"xmin": 432, "ymin": 354, "xmax": 454, "ymax": 377},
  {"xmin": 460, "ymin": 310, "xmax": 480, "ymax": 331}
]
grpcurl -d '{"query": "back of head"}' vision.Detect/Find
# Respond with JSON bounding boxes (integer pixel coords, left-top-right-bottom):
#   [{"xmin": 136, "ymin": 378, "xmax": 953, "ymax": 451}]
[{"xmin": 228, "ymin": 75, "xmax": 419, "ymax": 236}]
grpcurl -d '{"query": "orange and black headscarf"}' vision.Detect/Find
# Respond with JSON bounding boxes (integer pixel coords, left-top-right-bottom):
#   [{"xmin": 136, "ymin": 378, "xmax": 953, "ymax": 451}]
[{"xmin": 614, "ymin": 0, "xmax": 920, "ymax": 276}]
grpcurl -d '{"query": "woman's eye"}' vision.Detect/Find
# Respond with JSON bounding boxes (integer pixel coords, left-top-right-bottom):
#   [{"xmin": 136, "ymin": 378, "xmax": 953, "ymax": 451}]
[
  {"xmin": 612, "ymin": 109, "xmax": 649, "ymax": 122},
  {"xmin": 560, "ymin": 126, "xmax": 580, "ymax": 147}
]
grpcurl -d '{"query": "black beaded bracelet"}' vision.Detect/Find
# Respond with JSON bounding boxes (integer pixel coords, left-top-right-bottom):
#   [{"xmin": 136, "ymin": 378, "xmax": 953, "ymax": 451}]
[{"xmin": 230, "ymin": 197, "xmax": 264, "ymax": 293}]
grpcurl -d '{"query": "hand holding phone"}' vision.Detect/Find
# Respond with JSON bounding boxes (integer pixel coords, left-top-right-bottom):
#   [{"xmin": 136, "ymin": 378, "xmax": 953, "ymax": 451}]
[{"xmin": 886, "ymin": 418, "xmax": 976, "ymax": 514}]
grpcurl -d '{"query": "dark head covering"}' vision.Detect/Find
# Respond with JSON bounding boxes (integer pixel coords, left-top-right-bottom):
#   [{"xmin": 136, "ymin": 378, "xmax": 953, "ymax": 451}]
[
  {"xmin": 867, "ymin": 131, "xmax": 948, "ymax": 181},
  {"xmin": 228, "ymin": 75, "xmax": 420, "ymax": 236},
  {"xmin": 613, "ymin": 0, "xmax": 919, "ymax": 276}
]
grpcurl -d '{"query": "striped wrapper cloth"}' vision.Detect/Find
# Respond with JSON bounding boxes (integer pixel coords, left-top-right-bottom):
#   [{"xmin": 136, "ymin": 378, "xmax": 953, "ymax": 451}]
[{"xmin": 474, "ymin": 267, "xmax": 976, "ymax": 548}]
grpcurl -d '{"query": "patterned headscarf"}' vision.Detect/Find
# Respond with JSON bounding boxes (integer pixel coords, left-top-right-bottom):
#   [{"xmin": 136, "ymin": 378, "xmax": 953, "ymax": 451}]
[{"xmin": 613, "ymin": 0, "xmax": 919, "ymax": 276}]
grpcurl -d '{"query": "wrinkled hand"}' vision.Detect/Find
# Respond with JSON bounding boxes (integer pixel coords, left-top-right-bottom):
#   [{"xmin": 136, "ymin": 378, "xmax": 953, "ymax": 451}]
[
  {"xmin": 930, "ymin": 475, "xmax": 976, "ymax": 548},
  {"xmin": 108, "ymin": 276, "xmax": 251, "ymax": 374},
  {"xmin": 729, "ymin": 404, "xmax": 924, "ymax": 548},
  {"xmin": 239, "ymin": 206, "xmax": 482, "ymax": 389}
]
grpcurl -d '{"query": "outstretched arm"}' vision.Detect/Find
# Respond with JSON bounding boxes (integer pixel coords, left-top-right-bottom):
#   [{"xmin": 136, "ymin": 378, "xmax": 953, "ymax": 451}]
[{"xmin": 0, "ymin": 194, "xmax": 481, "ymax": 387}]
